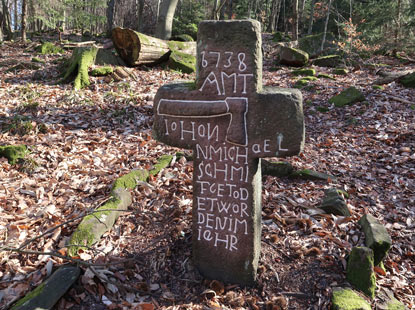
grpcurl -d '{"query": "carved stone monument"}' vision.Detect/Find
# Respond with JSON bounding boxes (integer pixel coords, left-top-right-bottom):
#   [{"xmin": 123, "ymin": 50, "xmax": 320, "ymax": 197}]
[{"xmin": 153, "ymin": 20, "xmax": 304, "ymax": 285}]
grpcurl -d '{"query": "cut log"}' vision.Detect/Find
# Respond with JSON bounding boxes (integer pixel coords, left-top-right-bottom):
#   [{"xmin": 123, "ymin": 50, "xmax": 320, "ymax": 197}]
[{"xmin": 111, "ymin": 27, "xmax": 196, "ymax": 66}]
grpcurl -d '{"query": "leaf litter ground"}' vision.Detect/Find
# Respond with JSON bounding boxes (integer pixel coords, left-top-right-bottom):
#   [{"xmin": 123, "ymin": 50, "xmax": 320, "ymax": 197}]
[{"xmin": 0, "ymin": 39, "xmax": 414, "ymax": 310}]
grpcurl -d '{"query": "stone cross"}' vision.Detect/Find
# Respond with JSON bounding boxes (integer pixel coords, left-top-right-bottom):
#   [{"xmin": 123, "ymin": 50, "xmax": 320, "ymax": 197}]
[{"xmin": 153, "ymin": 20, "xmax": 304, "ymax": 285}]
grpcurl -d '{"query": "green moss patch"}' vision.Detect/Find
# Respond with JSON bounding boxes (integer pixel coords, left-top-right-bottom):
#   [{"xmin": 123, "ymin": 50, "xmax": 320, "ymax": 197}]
[
  {"xmin": 333, "ymin": 68, "xmax": 349, "ymax": 75},
  {"xmin": 329, "ymin": 87, "xmax": 365, "ymax": 107},
  {"xmin": 149, "ymin": 154, "xmax": 173, "ymax": 176},
  {"xmin": 291, "ymin": 68, "xmax": 316, "ymax": 76},
  {"xmin": 31, "ymin": 57, "xmax": 45, "ymax": 64},
  {"xmin": 332, "ymin": 287, "xmax": 371, "ymax": 310},
  {"xmin": 399, "ymin": 72, "xmax": 415, "ymax": 88},
  {"xmin": 36, "ymin": 42, "xmax": 64, "ymax": 55},
  {"xmin": 0, "ymin": 145, "xmax": 29, "ymax": 165},
  {"xmin": 347, "ymin": 247, "xmax": 376, "ymax": 298},
  {"xmin": 318, "ymin": 73, "xmax": 335, "ymax": 80},
  {"xmin": 313, "ymin": 55, "xmax": 343, "ymax": 67},
  {"xmin": 112, "ymin": 169, "xmax": 149, "ymax": 192},
  {"xmin": 317, "ymin": 106, "xmax": 330, "ymax": 113},
  {"xmin": 90, "ymin": 66, "xmax": 113, "ymax": 76},
  {"xmin": 279, "ymin": 46, "xmax": 309, "ymax": 67},
  {"xmin": 168, "ymin": 50, "xmax": 196, "ymax": 74},
  {"xmin": 372, "ymin": 85, "xmax": 384, "ymax": 90}
]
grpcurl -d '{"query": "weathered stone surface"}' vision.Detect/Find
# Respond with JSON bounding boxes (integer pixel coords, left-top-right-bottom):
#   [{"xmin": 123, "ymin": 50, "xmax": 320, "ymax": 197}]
[
  {"xmin": 279, "ymin": 46, "xmax": 309, "ymax": 67},
  {"xmin": 331, "ymin": 287, "xmax": 371, "ymax": 310},
  {"xmin": 358, "ymin": 214, "xmax": 392, "ymax": 266},
  {"xmin": 11, "ymin": 265, "xmax": 80, "ymax": 310},
  {"xmin": 347, "ymin": 247, "xmax": 376, "ymax": 299},
  {"xmin": 320, "ymin": 188, "xmax": 351, "ymax": 216},
  {"xmin": 329, "ymin": 87, "xmax": 365, "ymax": 107},
  {"xmin": 333, "ymin": 68, "xmax": 349, "ymax": 75},
  {"xmin": 377, "ymin": 289, "xmax": 408, "ymax": 310},
  {"xmin": 290, "ymin": 169, "xmax": 335, "ymax": 181},
  {"xmin": 261, "ymin": 160, "xmax": 294, "ymax": 177},
  {"xmin": 313, "ymin": 55, "xmax": 343, "ymax": 67},
  {"xmin": 168, "ymin": 50, "xmax": 196, "ymax": 73},
  {"xmin": 153, "ymin": 20, "xmax": 304, "ymax": 285},
  {"xmin": 291, "ymin": 68, "xmax": 316, "ymax": 76}
]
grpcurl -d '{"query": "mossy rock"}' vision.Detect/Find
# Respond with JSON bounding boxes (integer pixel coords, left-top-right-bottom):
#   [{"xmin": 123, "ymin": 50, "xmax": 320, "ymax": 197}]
[
  {"xmin": 90, "ymin": 66, "xmax": 113, "ymax": 76},
  {"xmin": 149, "ymin": 154, "xmax": 173, "ymax": 176},
  {"xmin": 299, "ymin": 32, "xmax": 336, "ymax": 57},
  {"xmin": 320, "ymin": 188, "xmax": 350, "ymax": 216},
  {"xmin": 313, "ymin": 55, "xmax": 343, "ymax": 67},
  {"xmin": 36, "ymin": 42, "xmax": 64, "ymax": 55},
  {"xmin": 290, "ymin": 169, "xmax": 336, "ymax": 181},
  {"xmin": 318, "ymin": 73, "xmax": 335, "ymax": 80},
  {"xmin": 0, "ymin": 145, "xmax": 28, "ymax": 165},
  {"xmin": 317, "ymin": 106, "xmax": 330, "ymax": 113},
  {"xmin": 112, "ymin": 169, "xmax": 149, "ymax": 192},
  {"xmin": 377, "ymin": 289, "xmax": 408, "ymax": 310},
  {"xmin": 329, "ymin": 87, "xmax": 365, "ymax": 107},
  {"xmin": 168, "ymin": 50, "xmax": 196, "ymax": 74},
  {"xmin": 291, "ymin": 68, "xmax": 316, "ymax": 76},
  {"xmin": 333, "ymin": 68, "xmax": 349, "ymax": 75},
  {"xmin": 294, "ymin": 79, "xmax": 309, "ymax": 88},
  {"xmin": 262, "ymin": 160, "xmax": 294, "ymax": 177},
  {"xmin": 171, "ymin": 34, "xmax": 194, "ymax": 42},
  {"xmin": 279, "ymin": 46, "xmax": 309, "ymax": 67},
  {"xmin": 272, "ymin": 31, "xmax": 291, "ymax": 42},
  {"xmin": 331, "ymin": 287, "xmax": 371, "ymax": 310},
  {"xmin": 346, "ymin": 247, "xmax": 376, "ymax": 299},
  {"xmin": 399, "ymin": 72, "xmax": 415, "ymax": 88},
  {"xmin": 31, "ymin": 57, "xmax": 45, "ymax": 64}
]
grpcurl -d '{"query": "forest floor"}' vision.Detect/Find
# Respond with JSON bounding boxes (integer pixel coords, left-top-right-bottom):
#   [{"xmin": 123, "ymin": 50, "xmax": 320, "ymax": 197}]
[{"xmin": 0, "ymin": 35, "xmax": 414, "ymax": 310}]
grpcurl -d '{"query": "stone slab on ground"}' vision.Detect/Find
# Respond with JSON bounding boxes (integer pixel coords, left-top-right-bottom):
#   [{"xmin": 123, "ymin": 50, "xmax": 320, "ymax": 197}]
[
  {"xmin": 320, "ymin": 188, "xmax": 350, "ymax": 216},
  {"xmin": 331, "ymin": 287, "xmax": 371, "ymax": 310},
  {"xmin": 358, "ymin": 214, "xmax": 392, "ymax": 266},
  {"xmin": 329, "ymin": 87, "xmax": 365, "ymax": 107},
  {"xmin": 346, "ymin": 247, "xmax": 376, "ymax": 299}
]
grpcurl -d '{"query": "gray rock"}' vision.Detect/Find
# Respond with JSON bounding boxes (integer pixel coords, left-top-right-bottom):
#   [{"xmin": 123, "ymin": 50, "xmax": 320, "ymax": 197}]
[
  {"xmin": 320, "ymin": 188, "xmax": 350, "ymax": 216},
  {"xmin": 346, "ymin": 247, "xmax": 376, "ymax": 299},
  {"xmin": 313, "ymin": 55, "xmax": 344, "ymax": 67},
  {"xmin": 358, "ymin": 214, "xmax": 392, "ymax": 266},
  {"xmin": 331, "ymin": 287, "xmax": 371, "ymax": 310},
  {"xmin": 261, "ymin": 160, "xmax": 294, "ymax": 177},
  {"xmin": 279, "ymin": 46, "xmax": 309, "ymax": 67}
]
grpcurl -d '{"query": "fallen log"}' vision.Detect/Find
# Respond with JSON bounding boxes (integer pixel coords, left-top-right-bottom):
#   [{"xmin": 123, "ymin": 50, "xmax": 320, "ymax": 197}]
[{"xmin": 111, "ymin": 27, "xmax": 196, "ymax": 66}]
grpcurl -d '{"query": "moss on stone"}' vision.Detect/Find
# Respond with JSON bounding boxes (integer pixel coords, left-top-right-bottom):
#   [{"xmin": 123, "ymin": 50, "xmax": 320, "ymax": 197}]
[
  {"xmin": 329, "ymin": 87, "xmax": 365, "ymax": 107},
  {"xmin": 11, "ymin": 283, "xmax": 45, "ymax": 309},
  {"xmin": 333, "ymin": 68, "xmax": 349, "ymax": 75},
  {"xmin": 299, "ymin": 32, "xmax": 336, "ymax": 56},
  {"xmin": 301, "ymin": 76, "xmax": 318, "ymax": 81},
  {"xmin": 318, "ymin": 73, "xmax": 335, "ymax": 80},
  {"xmin": 372, "ymin": 85, "xmax": 384, "ymax": 90},
  {"xmin": 280, "ymin": 46, "xmax": 309, "ymax": 67},
  {"xmin": 347, "ymin": 247, "xmax": 376, "ymax": 298},
  {"xmin": 386, "ymin": 299, "xmax": 407, "ymax": 310},
  {"xmin": 31, "ymin": 57, "xmax": 45, "ymax": 64},
  {"xmin": 149, "ymin": 154, "xmax": 173, "ymax": 176},
  {"xmin": 399, "ymin": 72, "xmax": 415, "ymax": 88},
  {"xmin": 168, "ymin": 50, "xmax": 196, "ymax": 74},
  {"xmin": 291, "ymin": 68, "xmax": 316, "ymax": 76},
  {"xmin": 272, "ymin": 31, "xmax": 291, "ymax": 42},
  {"xmin": 313, "ymin": 55, "xmax": 343, "ymax": 67},
  {"xmin": 294, "ymin": 79, "xmax": 309, "ymax": 88},
  {"xmin": 90, "ymin": 66, "xmax": 113, "ymax": 76},
  {"xmin": 331, "ymin": 287, "xmax": 371, "ymax": 310},
  {"xmin": 290, "ymin": 169, "xmax": 335, "ymax": 181},
  {"xmin": 0, "ymin": 145, "xmax": 28, "ymax": 165},
  {"xmin": 36, "ymin": 42, "xmax": 64, "ymax": 55},
  {"xmin": 112, "ymin": 169, "xmax": 149, "ymax": 192}
]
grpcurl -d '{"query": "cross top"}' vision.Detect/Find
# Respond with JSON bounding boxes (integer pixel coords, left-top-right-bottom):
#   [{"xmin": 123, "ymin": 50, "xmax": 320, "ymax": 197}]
[{"xmin": 153, "ymin": 20, "xmax": 304, "ymax": 285}]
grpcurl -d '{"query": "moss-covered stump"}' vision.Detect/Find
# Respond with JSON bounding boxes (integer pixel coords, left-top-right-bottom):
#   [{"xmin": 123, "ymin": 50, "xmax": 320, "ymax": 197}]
[
  {"xmin": 279, "ymin": 46, "xmax": 309, "ymax": 67},
  {"xmin": 168, "ymin": 50, "xmax": 196, "ymax": 73},
  {"xmin": 313, "ymin": 55, "xmax": 343, "ymax": 67},
  {"xmin": 347, "ymin": 247, "xmax": 376, "ymax": 299},
  {"xmin": 60, "ymin": 47, "xmax": 98, "ymax": 90},
  {"xmin": 0, "ymin": 145, "xmax": 28, "ymax": 164},
  {"xmin": 290, "ymin": 169, "xmax": 336, "ymax": 181},
  {"xmin": 11, "ymin": 265, "xmax": 80, "ymax": 310},
  {"xmin": 333, "ymin": 68, "xmax": 349, "ymax": 75},
  {"xmin": 320, "ymin": 188, "xmax": 350, "ymax": 216},
  {"xmin": 261, "ymin": 160, "xmax": 294, "ymax": 177},
  {"xmin": 291, "ymin": 68, "xmax": 316, "ymax": 76},
  {"xmin": 358, "ymin": 214, "xmax": 392, "ymax": 266},
  {"xmin": 298, "ymin": 32, "xmax": 336, "ymax": 57},
  {"xmin": 36, "ymin": 42, "xmax": 64, "ymax": 55},
  {"xmin": 331, "ymin": 287, "xmax": 371, "ymax": 310},
  {"xmin": 399, "ymin": 72, "xmax": 415, "ymax": 88},
  {"xmin": 95, "ymin": 48, "xmax": 126, "ymax": 66},
  {"xmin": 329, "ymin": 87, "xmax": 365, "ymax": 107},
  {"xmin": 90, "ymin": 66, "xmax": 113, "ymax": 76}
]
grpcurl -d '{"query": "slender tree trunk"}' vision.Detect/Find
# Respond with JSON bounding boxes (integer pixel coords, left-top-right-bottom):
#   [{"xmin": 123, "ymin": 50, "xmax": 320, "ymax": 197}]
[
  {"xmin": 307, "ymin": 0, "xmax": 316, "ymax": 35},
  {"xmin": 155, "ymin": 0, "xmax": 179, "ymax": 40},
  {"xmin": 394, "ymin": 0, "xmax": 401, "ymax": 51},
  {"xmin": 227, "ymin": 0, "xmax": 233, "ymax": 19},
  {"xmin": 2, "ymin": 0, "xmax": 11, "ymax": 38},
  {"xmin": 0, "ymin": 10, "xmax": 3, "ymax": 41},
  {"xmin": 299, "ymin": 0, "xmax": 305, "ymax": 32},
  {"xmin": 13, "ymin": 0, "xmax": 17, "ymax": 31},
  {"xmin": 137, "ymin": 0, "xmax": 144, "ymax": 31},
  {"xmin": 21, "ymin": 0, "xmax": 26, "ymax": 41},
  {"xmin": 349, "ymin": 0, "xmax": 352, "ymax": 20},
  {"xmin": 267, "ymin": 0, "xmax": 278, "ymax": 32},
  {"xmin": 320, "ymin": 0, "xmax": 332, "ymax": 53},
  {"xmin": 292, "ymin": 0, "xmax": 298, "ymax": 40},
  {"xmin": 106, "ymin": 0, "xmax": 116, "ymax": 35}
]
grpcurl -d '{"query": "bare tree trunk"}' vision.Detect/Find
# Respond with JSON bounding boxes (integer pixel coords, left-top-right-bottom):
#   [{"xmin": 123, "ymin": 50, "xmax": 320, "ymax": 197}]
[
  {"xmin": 299, "ymin": 0, "xmax": 305, "ymax": 32},
  {"xmin": 349, "ymin": 0, "xmax": 352, "ymax": 20},
  {"xmin": 106, "ymin": 0, "xmax": 116, "ymax": 35},
  {"xmin": 137, "ymin": 0, "xmax": 144, "ymax": 31},
  {"xmin": 21, "ymin": 0, "xmax": 26, "ymax": 41},
  {"xmin": 394, "ymin": 0, "xmax": 401, "ymax": 52},
  {"xmin": 0, "ymin": 10, "xmax": 3, "ymax": 41},
  {"xmin": 155, "ymin": 0, "xmax": 179, "ymax": 40},
  {"xmin": 292, "ymin": 0, "xmax": 298, "ymax": 40},
  {"xmin": 267, "ymin": 0, "xmax": 278, "ymax": 32},
  {"xmin": 1, "ymin": 0, "xmax": 12, "ymax": 38},
  {"xmin": 320, "ymin": 0, "xmax": 332, "ymax": 53},
  {"xmin": 307, "ymin": 0, "xmax": 316, "ymax": 35},
  {"xmin": 13, "ymin": 0, "xmax": 17, "ymax": 31}
]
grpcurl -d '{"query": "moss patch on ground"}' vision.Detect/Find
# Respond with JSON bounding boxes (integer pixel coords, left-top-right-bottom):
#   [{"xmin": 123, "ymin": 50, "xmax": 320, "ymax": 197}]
[
  {"xmin": 291, "ymin": 68, "xmax": 316, "ymax": 76},
  {"xmin": 329, "ymin": 87, "xmax": 365, "ymax": 107},
  {"xmin": 0, "ymin": 145, "xmax": 28, "ymax": 164},
  {"xmin": 331, "ymin": 287, "xmax": 371, "ymax": 310},
  {"xmin": 318, "ymin": 73, "xmax": 335, "ymax": 80},
  {"xmin": 90, "ymin": 66, "xmax": 113, "ymax": 76},
  {"xmin": 36, "ymin": 42, "xmax": 64, "ymax": 55},
  {"xmin": 149, "ymin": 154, "xmax": 173, "ymax": 176},
  {"xmin": 333, "ymin": 68, "xmax": 349, "ymax": 75}
]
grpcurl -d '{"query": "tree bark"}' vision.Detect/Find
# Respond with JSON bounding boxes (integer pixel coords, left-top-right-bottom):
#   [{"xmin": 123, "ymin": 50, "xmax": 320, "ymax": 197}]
[
  {"xmin": 155, "ymin": 0, "xmax": 179, "ymax": 40},
  {"xmin": 21, "ymin": 0, "xmax": 26, "ymax": 41},
  {"xmin": 292, "ymin": 0, "xmax": 299, "ymax": 40},
  {"xmin": 307, "ymin": 0, "xmax": 316, "ymax": 35},
  {"xmin": 267, "ymin": 0, "xmax": 279, "ymax": 32},
  {"xmin": 137, "ymin": 0, "xmax": 144, "ymax": 31},
  {"xmin": 394, "ymin": 0, "xmax": 401, "ymax": 52},
  {"xmin": 13, "ymin": 0, "xmax": 17, "ymax": 31},
  {"xmin": 106, "ymin": 0, "xmax": 116, "ymax": 36},
  {"xmin": 112, "ymin": 27, "xmax": 196, "ymax": 66},
  {"xmin": 0, "ymin": 10, "xmax": 3, "ymax": 41},
  {"xmin": 320, "ymin": 0, "xmax": 332, "ymax": 53},
  {"xmin": 1, "ymin": 0, "xmax": 12, "ymax": 39}
]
